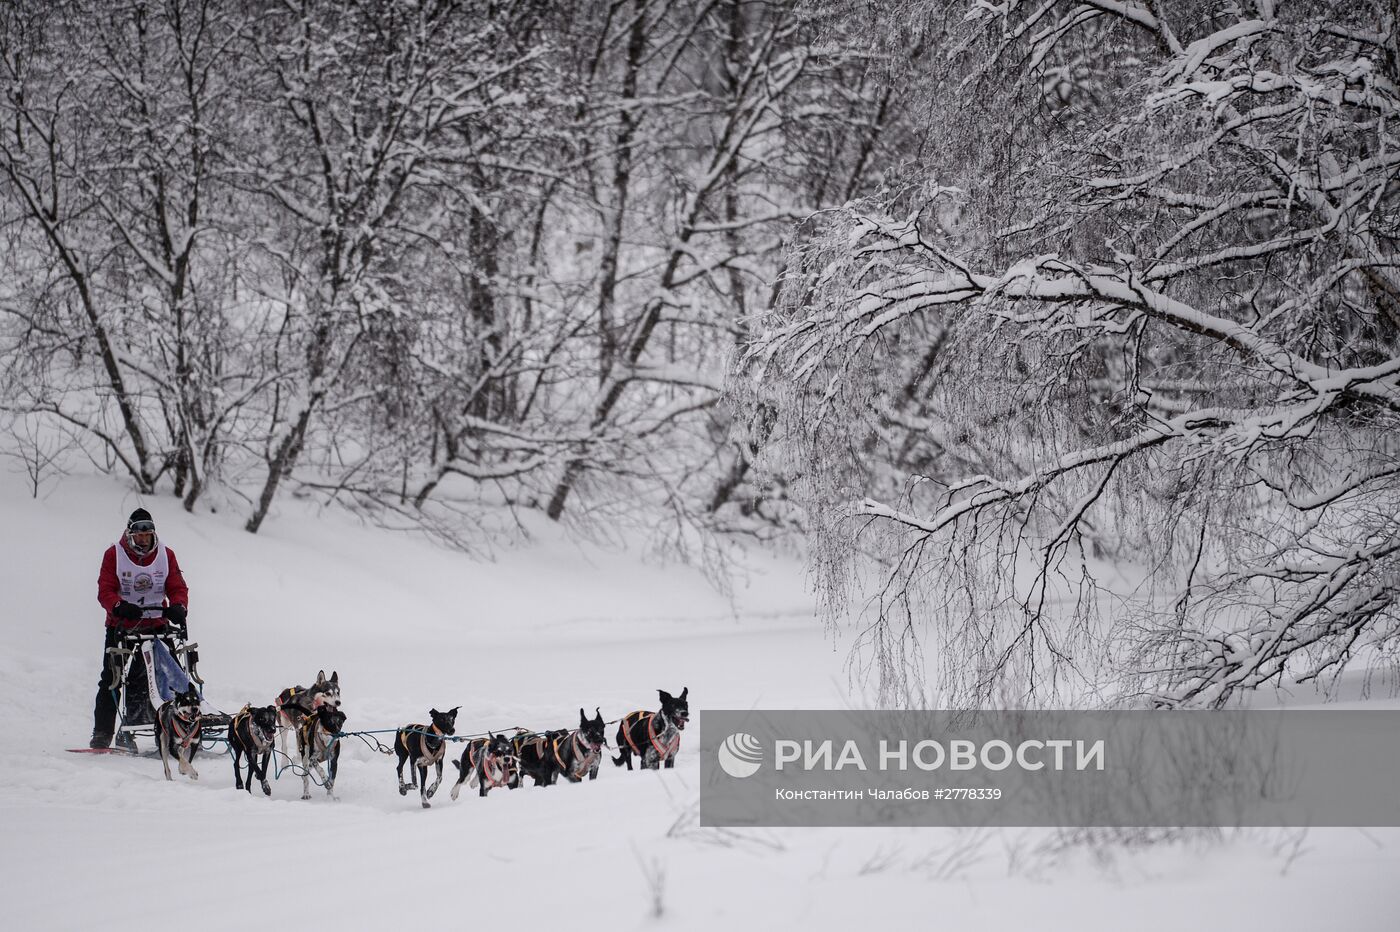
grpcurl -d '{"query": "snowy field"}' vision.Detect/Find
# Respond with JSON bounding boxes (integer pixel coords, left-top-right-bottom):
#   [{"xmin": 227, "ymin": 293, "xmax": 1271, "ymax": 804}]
[{"xmin": 2, "ymin": 471, "xmax": 1397, "ymax": 931}]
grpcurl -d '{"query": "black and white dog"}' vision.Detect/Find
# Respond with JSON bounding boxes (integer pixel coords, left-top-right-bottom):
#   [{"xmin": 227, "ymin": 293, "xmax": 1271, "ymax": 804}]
[
  {"xmin": 156, "ymin": 684, "xmax": 204, "ymax": 782},
  {"xmin": 449, "ymin": 732, "xmax": 517, "ymax": 800},
  {"xmin": 228, "ymin": 704, "xmax": 279, "ymax": 796},
  {"xmin": 296, "ymin": 704, "xmax": 347, "ymax": 801},
  {"xmin": 275, "ymin": 670, "xmax": 341, "ymax": 758},
  {"xmin": 613, "ymin": 687, "xmax": 688, "ymax": 770},
  {"xmin": 553, "ymin": 708, "xmax": 607, "ymax": 783},
  {"xmin": 395, "ymin": 707, "xmax": 458, "ymax": 808},
  {"xmin": 511, "ymin": 729, "xmax": 566, "ymax": 787}
]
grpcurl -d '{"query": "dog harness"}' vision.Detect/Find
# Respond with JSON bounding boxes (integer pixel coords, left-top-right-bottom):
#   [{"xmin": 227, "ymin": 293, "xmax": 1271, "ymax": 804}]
[
  {"xmin": 552, "ymin": 730, "xmax": 600, "ymax": 779},
  {"xmin": 231, "ymin": 706, "xmax": 273, "ymax": 753},
  {"xmin": 401, "ymin": 725, "xmax": 447, "ymax": 764},
  {"xmin": 468, "ymin": 741, "xmax": 514, "ymax": 788},
  {"xmin": 164, "ymin": 707, "xmax": 201, "ymax": 750},
  {"xmin": 513, "ymin": 733, "xmax": 549, "ymax": 771},
  {"xmin": 278, "ymin": 681, "xmax": 336, "ymax": 717},
  {"xmin": 620, "ymin": 711, "xmax": 680, "ymax": 760},
  {"xmin": 299, "ymin": 712, "xmax": 335, "ymax": 763}
]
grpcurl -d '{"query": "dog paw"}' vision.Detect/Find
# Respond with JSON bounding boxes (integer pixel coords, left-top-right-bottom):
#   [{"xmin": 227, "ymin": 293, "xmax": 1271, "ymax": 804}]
[
  {"xmin": 421, "ymin": 801, "xmax": 431, "ymax": 809},
  {"xmin": 398, "ymin": 784, "xmax": 408, "ymax": 796},
  {"xmin": 261, "ymin": 783, "xmax": 271, "ymax": 796},
  {"xmin": 301, "ymin": 793, "xmax": 311, "ymax": 800}
]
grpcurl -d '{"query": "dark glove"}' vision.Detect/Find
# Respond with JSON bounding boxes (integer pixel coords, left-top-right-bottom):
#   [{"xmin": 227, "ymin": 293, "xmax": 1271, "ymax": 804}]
[
  {"xmin": 164, "ymin": 610, "xmax": 188, "ymax": 640},
  {"xmin": 112, "ymin": 601, "xmax": 143, "ymax": 621},
  {"xmin": 163, "ymin": 604, "xmax": 187, "ymax": 625}
]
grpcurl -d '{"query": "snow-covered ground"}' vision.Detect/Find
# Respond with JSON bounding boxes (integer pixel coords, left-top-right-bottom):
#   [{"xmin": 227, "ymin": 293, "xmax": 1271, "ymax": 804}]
[{"xmin": 2, "ymin": 471, "xmax": 1397, "ymax": 931}]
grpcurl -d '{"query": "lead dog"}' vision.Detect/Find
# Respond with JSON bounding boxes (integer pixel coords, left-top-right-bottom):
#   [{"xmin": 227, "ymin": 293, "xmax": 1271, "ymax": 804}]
[
  {"xmin": 449, "ymin": 732, "xmax": 516, "ymax": 799},
  {"xmin": 613, "ymin": 687, "xmax": 688, "ymax": 770},
  {"xmin": 228, "ymin": 704, "xmax": 279, "ymax": 796},
  {"xmin": 553, "ymin": 708, "xmax": 607, "ymax": 783},
  {"xmin": 297, "ymin": 704, "xmax": 347, "ymax": 800},
  {"xmin": 275, "ymin": 670, "xmax": 340, "ymax": 758},
  {"xmin": 395, "ymin": 706, "xmax": 458, "ymax": 808},
  {"xmin": 156, "ymin": 685, "xmax": 204, "ymax": 782}
]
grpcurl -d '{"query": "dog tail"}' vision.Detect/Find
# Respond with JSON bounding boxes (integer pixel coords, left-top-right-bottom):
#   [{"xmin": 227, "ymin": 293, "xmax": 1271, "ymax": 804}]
[{"xmin": 611, "ymin": 749, "xmax": 628, "ymax": 767}]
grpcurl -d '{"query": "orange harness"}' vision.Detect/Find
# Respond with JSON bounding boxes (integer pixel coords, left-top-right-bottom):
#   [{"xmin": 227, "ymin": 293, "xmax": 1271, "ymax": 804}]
[
  {"xmin": 620, "ymin": 711, "xmax": 679, "ymax": 759},
  {"xmin": 552, "ymin": 729, "xmax": 601, "ymax": 778},
  {"xmin": 399, "ymin": 725, "xmax": 447, "ymax": 764}
]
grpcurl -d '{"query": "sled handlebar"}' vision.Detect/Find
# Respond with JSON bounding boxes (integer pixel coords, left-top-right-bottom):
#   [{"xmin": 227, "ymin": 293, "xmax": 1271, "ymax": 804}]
[{"xmin": 110, "ymin": 623, "xmax": 190, "ymax": 642}]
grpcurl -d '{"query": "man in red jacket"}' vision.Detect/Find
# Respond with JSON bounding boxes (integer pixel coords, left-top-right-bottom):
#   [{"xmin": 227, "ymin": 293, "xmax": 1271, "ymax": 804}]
[{"xmin": 90, "ymin": 508, "xmax": 190, "ymax": 749}]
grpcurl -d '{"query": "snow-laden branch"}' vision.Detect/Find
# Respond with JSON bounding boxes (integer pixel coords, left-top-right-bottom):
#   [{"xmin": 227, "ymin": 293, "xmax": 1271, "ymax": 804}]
[{"xmin": 732, "ymin": 2, "xmax": 1400, "ymax": 709}]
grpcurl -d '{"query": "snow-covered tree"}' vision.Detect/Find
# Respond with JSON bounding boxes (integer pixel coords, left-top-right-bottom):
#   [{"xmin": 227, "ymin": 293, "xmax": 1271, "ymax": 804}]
[
  {"xmin": 0, "ymin": 0, "xmax": 246, "ymax": 502},
  {"xmin": 740, "ymin": 0, "xmax": 1400, "ymax": 707},
  {"xmin": 228, "ymin": 0, "xmax": 565, "ymax": 532},
  {"xmin": 0, "ymin": 0, "xmax": 920, "ymax": 546},
  {"xmin": 540, "ymin": 0, "xmax": 908, "ymax": 540}
]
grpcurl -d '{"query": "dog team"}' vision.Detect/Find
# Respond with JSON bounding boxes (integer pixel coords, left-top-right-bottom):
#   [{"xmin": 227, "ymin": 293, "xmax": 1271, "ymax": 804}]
[{"xmin": 155, "ymin": 672, "xmax": 689, "ymax": 808}]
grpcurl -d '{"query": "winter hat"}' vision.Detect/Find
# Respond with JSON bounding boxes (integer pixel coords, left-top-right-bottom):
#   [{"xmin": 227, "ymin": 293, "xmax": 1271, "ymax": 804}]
[{"xmin": 127, "ymin": 508, "xmax": 154, "ymax": 529}]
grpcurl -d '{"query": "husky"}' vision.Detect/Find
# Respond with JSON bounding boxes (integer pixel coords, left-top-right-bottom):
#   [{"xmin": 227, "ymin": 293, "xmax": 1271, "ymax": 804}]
[
  {"xmin": 228, "ymin": 704, "xmax": 279, "ymax": 796},
  {"xmin": 450, "ymin": 732, "xmax": 517, "ymax": 800},
  {"xmin": 296, "ymin": 704, "xmax": 347, "ymax": 801},
  {"xmin": 553, "ymin": 708, "xmax": 607, "ymax": 783},
  {"xmin": 511, "ymin": 729, "xmax": 567, "ymax": 787},
  {"xmin": 274, "ymin": 669, "xmax": 340, "ymax": 758},
  {"xmin": 613, "ymin": 688, "xmax": 688, "ymax": 770},
  {"xmin": 394, "ymin": 707, "xmax": 459, "ymax": 809},
  {"xmin": 156, "ymin": 685, "xmax": 204, "ymax": 781}
]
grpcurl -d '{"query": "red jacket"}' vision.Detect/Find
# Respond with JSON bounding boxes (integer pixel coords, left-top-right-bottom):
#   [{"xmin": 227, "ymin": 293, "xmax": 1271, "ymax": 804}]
[{"xmin": 98, "ymin": 538, "xmax": 190, "ymax": 631}]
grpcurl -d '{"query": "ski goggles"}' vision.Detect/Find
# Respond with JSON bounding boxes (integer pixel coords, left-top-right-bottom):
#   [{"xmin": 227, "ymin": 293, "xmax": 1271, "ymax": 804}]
[{"xmin": 128, "ymin": 520, "xmax": 156, "ymax": 533}]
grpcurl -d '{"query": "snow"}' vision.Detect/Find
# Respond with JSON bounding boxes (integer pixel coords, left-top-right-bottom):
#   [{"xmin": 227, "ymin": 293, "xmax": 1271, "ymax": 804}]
[{"xmin": 1, "ymin": 470, "xmax": 1398, "ymax": 930}]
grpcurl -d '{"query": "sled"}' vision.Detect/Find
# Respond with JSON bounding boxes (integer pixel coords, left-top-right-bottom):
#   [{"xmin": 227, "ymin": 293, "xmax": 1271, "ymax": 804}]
[{"xmin": 89, "ymin": 624, "xmax": 231, "ymax": 753}]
